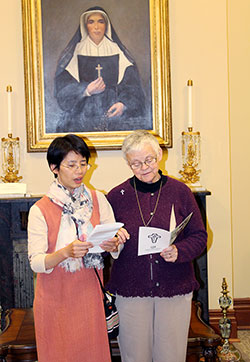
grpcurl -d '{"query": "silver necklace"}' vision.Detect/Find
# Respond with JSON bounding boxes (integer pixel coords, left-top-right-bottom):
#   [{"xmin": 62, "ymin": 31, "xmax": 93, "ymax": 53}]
[{"xmin": 133, "ymin": 178, "xmax": 163, "ymax": 226}]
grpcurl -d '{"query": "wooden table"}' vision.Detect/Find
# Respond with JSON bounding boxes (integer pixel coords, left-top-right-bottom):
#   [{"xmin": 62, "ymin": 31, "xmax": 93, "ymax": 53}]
[
  {"xmin": 0, "ymin": 309, "xmax": 37, "ymax": 361},
  {"xmin": 187, "ymin": 301, "xmax": 221, "ymax": 361}
]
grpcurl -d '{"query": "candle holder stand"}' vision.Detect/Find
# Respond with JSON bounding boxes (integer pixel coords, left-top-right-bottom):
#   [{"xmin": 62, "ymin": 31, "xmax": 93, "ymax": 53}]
[
  {"xmin": 217, "ymin": 278, "xmax": 241, "ymax": 361},
  {"xmin": 179, "ymin": 127, "xmax": 203, "ymax": 189},
  {"xmin": 1, "ymin": 133, "xmax": 22, "ymax": 183}
]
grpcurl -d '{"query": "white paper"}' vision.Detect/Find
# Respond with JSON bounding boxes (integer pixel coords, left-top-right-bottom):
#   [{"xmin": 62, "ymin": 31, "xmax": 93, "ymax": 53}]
[
  {"xmin": 138, "ymin": 213, "xmax": 193, "ymax": 256},
  {"xmin": 138, "ymin": 227, "xmax": 171, "ymax": 256},
  {"xmin": 88, "ymin": 222, "xmax": 124, "ymax": 253},
  {"xmin": 169, "ymin": 212, "xmax": 193, "ymax": 245}
]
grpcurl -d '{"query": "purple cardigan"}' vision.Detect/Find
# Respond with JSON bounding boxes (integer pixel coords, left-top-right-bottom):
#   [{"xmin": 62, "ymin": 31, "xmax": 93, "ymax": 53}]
[{"xmin": 106, "ymin": 174, "xmax": 207, "ymax": 298}]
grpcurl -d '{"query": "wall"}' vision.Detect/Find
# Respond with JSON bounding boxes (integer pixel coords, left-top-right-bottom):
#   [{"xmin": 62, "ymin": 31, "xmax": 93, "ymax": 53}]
[
  {"xmin": 168, "ymin": 0, "xmax": 232, "ymax": 308},
  {"xmin": 228, "ymin": 0, "xmax": 250, "ymax": 298},
  {"xmin": 0, "ymin": 0, "xmax": 249, "ymax": 310}
]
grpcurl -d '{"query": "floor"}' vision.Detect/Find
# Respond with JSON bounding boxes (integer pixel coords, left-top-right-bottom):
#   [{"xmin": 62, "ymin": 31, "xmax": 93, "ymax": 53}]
[
  {"xmin": 233, "ymin": 330, "xmax": 250, "ymax": 362},
  {"xmin": 111, "ymin": 333, "xmax": 250, "ymax": 362}
]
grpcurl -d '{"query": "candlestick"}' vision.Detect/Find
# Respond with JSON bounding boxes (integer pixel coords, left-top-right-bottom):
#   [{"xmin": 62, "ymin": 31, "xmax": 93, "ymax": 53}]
[
  {"xmin": 1, "ymin": 134, "xmax": 22, "ymax": 183},
  {"xmin": 179, "ymin": 129, "xmax": 201, "ymax": 187},
  {"xmin": 7, "ymin": 85, "xmax": 13, "ymax": 135},
  {"xmin": 217, "ymin": 278, "xmax": 242, "ymax": 361},
  {"xmin": 187, "ymin": 79, "xmax": 193, "ymax": 129}
]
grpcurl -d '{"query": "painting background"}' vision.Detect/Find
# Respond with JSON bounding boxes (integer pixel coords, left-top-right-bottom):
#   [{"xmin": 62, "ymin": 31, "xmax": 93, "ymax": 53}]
[{"xmin": 41, "ymin": 0, "xmax": 152, "ymax": 133}]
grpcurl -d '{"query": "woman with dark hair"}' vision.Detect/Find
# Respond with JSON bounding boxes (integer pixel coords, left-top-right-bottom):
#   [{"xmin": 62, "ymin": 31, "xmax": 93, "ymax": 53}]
[
  {"xmin": 54, "ymin": 6, "xmax": 146, "ymax": 132},
  {"xmin": 28, "ymin": 134, "xmax": 128, "ymax": 362}
]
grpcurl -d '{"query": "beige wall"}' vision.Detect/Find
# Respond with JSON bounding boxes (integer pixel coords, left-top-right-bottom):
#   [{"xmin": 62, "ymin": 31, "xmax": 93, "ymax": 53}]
[
  {"xmin": 228, "ymin": 0, "xmax": 250, "ymax": 298},
  {"xmin": 0, "ymin": 0, "xmax": 249, "ymax": 309}
]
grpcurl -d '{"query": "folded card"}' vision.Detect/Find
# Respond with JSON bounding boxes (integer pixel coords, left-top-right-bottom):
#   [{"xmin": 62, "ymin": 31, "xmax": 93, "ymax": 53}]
[{"xmin": 138, "ymin": 213, "xmax": 193, "ymax": 256}]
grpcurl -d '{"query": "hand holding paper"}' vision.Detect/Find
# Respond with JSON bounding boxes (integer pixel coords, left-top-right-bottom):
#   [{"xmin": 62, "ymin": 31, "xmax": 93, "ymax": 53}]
[
  {"xmin": 88, "ymin": 222, "xmax": 124, "ymax": 253},
  {"xmin": 138, "ymin": 213, "xmax": 192, "ymax": 256},
  {"xmin": 160, "ymin": 244, "xmax": 178, "ymax": 263}
]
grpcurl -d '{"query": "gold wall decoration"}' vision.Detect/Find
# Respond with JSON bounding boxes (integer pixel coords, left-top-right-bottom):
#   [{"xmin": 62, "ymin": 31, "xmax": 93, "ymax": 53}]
[{"xmin": 21, "ymin": 0, "xmax": 172, "ymax": 152}]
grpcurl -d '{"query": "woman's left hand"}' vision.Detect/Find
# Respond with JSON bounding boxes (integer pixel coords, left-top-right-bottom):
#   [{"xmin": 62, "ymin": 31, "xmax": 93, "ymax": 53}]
[
  {"xmin": 100, "ymin": 236, "xmax": 119, "ymax": 252},
  {"xmin": 100, "ymin": 227, "xmax": 130, "ymax": 252},
  {"xmin": 160, "ymin": 245, "xmax": 178, "ymax": 263},
  {"xmin": 107, "ymin": 102, "xmax": 125, "ymax": 118}
]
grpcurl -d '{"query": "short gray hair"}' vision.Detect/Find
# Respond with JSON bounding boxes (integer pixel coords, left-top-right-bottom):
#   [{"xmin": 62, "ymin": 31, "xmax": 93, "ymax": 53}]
[{"xmin": 122, "ymin": 130, "xmax": 161, "ymax": 159}]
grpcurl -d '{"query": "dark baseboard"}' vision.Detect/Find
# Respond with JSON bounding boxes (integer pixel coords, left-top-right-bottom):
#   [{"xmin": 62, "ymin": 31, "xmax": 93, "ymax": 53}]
[
  {"xmin": 233, "ymin": 297, "xmax": 250, "ymax": 330},
  {"xmin": 209, "ymin": 308, "xmax": 238, "ymax": 340}
]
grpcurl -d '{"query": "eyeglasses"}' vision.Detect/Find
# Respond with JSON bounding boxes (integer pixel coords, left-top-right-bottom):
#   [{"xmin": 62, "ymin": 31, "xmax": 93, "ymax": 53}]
[
  {"xmin": 60, "ymin": 162, "xmax": 91, "ymax": 171},
  {"xmin": 129, "ymin": 156, "xmax": 157, "ymax": 170}
]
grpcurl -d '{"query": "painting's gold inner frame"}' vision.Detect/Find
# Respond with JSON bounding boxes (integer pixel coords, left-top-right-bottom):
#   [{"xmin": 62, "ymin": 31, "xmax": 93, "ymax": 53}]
[{"xmin": 22, "ymin": 0, "xmax": 172, "ymax": 152}]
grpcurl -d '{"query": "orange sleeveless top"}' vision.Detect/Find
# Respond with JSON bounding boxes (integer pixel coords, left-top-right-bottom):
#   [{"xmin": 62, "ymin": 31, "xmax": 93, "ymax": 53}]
[{"xmin": 33, "ymin": 189, "xmax": 111, "ymax": 362}]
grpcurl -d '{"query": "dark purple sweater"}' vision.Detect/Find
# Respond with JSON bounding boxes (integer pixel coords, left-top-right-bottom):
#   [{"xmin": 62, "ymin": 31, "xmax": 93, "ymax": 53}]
[{"xmin": 106, "ymin": 173, "xmax": 207, "ymax": 298}]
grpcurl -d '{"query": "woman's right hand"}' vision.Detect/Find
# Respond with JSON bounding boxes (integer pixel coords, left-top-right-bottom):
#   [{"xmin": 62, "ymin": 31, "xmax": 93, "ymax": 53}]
[
  {"xmin": 65, "ymin": 239, "xmax": 93, "ymax": 258},
  {"xmin": 87, "ymin": 77, "xmax": 106, "ymax": 95},
  {"xmin": 45, "ymin": 239, "xmax": 93, "ymax": 270}
]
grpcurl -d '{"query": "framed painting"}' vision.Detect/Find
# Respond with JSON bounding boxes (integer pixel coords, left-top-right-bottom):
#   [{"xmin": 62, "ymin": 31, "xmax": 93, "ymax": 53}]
[{"xmin": 22, "ymin": 0, "xmax": 172, "ymax": 151}]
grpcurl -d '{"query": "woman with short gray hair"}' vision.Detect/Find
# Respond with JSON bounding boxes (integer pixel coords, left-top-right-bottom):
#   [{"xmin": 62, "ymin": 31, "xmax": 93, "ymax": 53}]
[{"xmin": 106, "ymin": 129, "xmax": 207, "ymax": 362}]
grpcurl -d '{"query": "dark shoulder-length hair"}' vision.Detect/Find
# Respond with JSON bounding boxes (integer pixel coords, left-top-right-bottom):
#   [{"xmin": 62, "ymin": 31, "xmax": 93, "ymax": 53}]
[{"xmin": 47, "ymin": 134, "xmax": 90, "ymax": 175}]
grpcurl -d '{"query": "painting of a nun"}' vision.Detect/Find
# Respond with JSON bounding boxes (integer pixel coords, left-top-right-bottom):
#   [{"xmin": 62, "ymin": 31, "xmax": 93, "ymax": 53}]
[{"xmin": 54, "ymin": 6, "xmax": 149, "ymax": 133}]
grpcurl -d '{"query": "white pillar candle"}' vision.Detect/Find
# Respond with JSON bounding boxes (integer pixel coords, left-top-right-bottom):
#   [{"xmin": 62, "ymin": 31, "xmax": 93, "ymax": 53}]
[
  {"xmin": 187, "ymin": 79, "xmax": 193, "ymax": 129},
  {"xmin": 7, "ymin": 85, "xmax": 13, "ymax": 135}
]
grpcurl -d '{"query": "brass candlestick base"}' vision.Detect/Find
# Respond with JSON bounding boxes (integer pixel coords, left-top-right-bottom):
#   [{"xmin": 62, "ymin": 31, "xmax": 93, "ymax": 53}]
[
  {"xmin": 179, "ymin": 127, "xmax": 201, "ymax": 185},
  {"xmin": 1, "ymin": 134, "xmax": 22, "ymax": 183},
  {"xmin": 217, "ymin": 278, "xmax": 241, "ymax": 361}
]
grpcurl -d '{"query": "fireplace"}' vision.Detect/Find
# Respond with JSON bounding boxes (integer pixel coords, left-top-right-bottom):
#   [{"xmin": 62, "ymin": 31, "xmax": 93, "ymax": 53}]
[
  {"xmin": 0, "ymin": 196, "xmax": 39, "ymax": 310},
  {"xmin": 13, "ymin": 239, "xmax": 34, "ymax": 307}
]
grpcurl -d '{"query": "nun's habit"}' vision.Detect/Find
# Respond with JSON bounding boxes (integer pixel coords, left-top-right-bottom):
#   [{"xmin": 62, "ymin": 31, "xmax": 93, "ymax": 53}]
[{"xmin": 54, "ymin": 7, "xmax": 147, "ymax": 132}]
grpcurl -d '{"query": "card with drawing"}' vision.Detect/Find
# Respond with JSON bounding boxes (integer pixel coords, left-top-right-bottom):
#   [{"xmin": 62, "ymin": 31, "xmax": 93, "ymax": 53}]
[{"xmin": 138, "ymin": 213, "xmax": 193, "ymax": 256}]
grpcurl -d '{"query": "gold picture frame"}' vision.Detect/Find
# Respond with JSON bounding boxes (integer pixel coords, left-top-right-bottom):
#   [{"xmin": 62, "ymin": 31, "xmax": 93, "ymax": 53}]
[{"xmin": 22, "ymin": 0, "xmax": 172, "ymax": 151}]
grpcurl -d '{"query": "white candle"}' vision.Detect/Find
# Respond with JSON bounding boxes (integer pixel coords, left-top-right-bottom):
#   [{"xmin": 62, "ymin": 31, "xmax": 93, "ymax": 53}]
[
  {"xmin": 187, "ymin": 79, "xmax": 193, "ymax": 129},
  {"xmin": 7, "ymin": 85, "xmax": 13, "ymax": 135}
]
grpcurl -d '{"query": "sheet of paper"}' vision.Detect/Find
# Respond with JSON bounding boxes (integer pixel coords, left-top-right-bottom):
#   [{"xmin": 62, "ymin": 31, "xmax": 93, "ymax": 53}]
[
  {"xmin": 138, "ymin": 212, "xmax": 193, "ymax": 256},
  {"xmin": 169, "ymin": 212, "xmax": 193, "ymax": 245},
  {"xmin": 138, "ymin": 227, "xmax": 171, "ymax": 256},
  {"xmin": 88, "ymin": 222, "xmax": 124, "ymax": 253}
]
